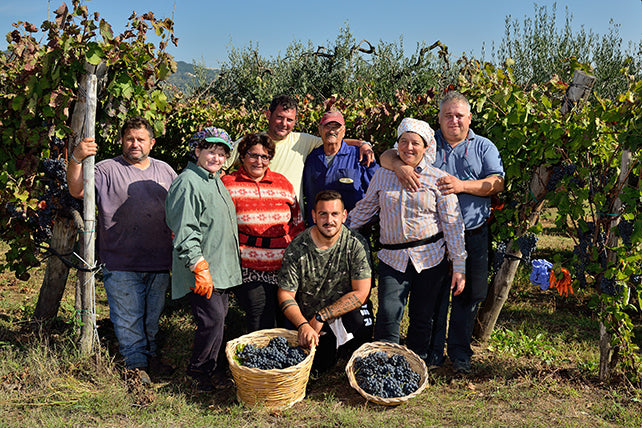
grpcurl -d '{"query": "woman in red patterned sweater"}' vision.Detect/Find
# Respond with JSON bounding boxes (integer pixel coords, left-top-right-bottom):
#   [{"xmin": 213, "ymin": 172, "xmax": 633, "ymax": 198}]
[{"xmin": 222, "ymin": 133, "xmax": 305, "ymax": 332}]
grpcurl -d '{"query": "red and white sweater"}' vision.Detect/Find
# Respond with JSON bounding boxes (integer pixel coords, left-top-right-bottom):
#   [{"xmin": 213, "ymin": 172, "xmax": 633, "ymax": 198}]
[{"xmin": 222, "ymin": 167, "xmax": 304, "ymax": 272}]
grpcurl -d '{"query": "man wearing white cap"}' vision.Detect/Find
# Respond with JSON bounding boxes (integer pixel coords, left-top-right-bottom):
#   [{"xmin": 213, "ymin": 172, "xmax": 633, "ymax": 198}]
[
  {"xmin": 348, "ymin": 117, "xmax": 467, "ymax": 364},
  {"xmin": 302, "ymin": 110, "xmax": 379, "ymax": 224}
]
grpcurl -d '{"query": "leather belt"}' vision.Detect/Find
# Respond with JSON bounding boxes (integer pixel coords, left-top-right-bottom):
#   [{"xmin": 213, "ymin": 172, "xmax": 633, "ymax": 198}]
[
  {"xmin": 465, "ymin": 223, "xmax": 487, "ymax": 237},
  {"xmin": 239, "ymin": 231, "xmax": 289, "ymax": 249},
  {"xmin": 380, "ymin": 232, "xmax": 444, "ymax": 250}
]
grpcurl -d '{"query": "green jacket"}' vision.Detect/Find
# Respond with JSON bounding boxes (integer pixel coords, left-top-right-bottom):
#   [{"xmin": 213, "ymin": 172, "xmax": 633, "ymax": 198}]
[{"xmin": 165, "ymin": 162, "xmax": 242, "ymax": 299}]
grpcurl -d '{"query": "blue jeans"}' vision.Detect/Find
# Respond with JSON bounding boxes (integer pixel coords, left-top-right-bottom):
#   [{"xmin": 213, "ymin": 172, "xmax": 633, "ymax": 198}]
[
  {"xmin": 374, "ymin": 258, "xmax": 450, "ymax": 360},
  {"xmin": 437, "ymin": 223, "xmax": 489, "ymax": 363},
  {"xmin": 102, "ymin": 268, "xmax": 169, "ymax": 369}
]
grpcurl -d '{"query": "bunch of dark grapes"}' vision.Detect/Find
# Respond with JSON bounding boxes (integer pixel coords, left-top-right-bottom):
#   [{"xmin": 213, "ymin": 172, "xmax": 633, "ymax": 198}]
[
  {"xmin": 237, "ymin": 336, "xmax": 307, "ymax": 370},
  {"xmin": 630, "ymin": 274, "xmax": 641, "ymax": 286},
  {"xmin": 353, "ymin": 351, "xmax": 421, "ymax": 398},
  {"xmin": 492, "ymin": 240, "xmax": 507, "ymax": 271},
  {"xmin": 572, "ymin": 222, "xmax": 605, "ymax": 289},
  {"xmin": 546, "ymin": 163, "xmax": 576, "ymax": 191},
  {"xmin": 42, "ymin": 158, "xmax": 67, "ymax": 182},
  {"xmin": 618, "ymin": 220, "xmax": 634, "ymax": 246},
  {"xmin": 572, "ymin": 240, "xmax": 590, "ymax": 289},
  {"xmin": 600, "ymin": 277, "xmax": 623, "ymax": 297},
  {"xmin": 517, "ymin": 233, "xmax": 538, "ymax": 264},
  {"xmin": 32, "ymin": 157, "xmax": 83, "ymax": 246}
]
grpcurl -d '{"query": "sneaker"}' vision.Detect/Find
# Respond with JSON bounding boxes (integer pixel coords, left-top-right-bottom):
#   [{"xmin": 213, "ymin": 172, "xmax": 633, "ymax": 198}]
[
  {"xmin": 452, "ymin": 359, "xmax": 471, "ymax": 375},
  {"xmin": 211, "ymin": 371, "xmax": 233, "ymax": 389},
  {"xmin": 149, "ymin": 356, "xmax": 175, "ymax": 377},
  {"xmin": 134, "ymin": 368, "xmax": 152, "ymax": 386},
  {"xmin": 427, "ymin": 353, "xmax": 445, "ymax": 370},
  {"xmin": 186, "ymin": 368, "xmax": 215, "ymax": 392}
]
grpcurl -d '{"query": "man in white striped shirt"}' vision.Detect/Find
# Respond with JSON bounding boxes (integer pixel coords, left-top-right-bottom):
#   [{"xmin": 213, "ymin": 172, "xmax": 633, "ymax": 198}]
[{"xmin": 347, "ymin": 118, "xmax": 466, "ymax": 363}]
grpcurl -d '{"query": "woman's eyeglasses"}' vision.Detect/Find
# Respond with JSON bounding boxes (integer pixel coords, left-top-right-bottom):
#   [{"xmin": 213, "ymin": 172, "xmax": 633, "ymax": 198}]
[{"xmin": 246, "ymin": 152, "xmax": 271, "ymax": 162}]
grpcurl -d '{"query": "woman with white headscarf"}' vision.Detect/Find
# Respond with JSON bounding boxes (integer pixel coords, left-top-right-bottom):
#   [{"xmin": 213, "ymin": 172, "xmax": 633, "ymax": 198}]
[{"xmin": 347, "ymin": 117, "xmax": 467, "ymax": 364}]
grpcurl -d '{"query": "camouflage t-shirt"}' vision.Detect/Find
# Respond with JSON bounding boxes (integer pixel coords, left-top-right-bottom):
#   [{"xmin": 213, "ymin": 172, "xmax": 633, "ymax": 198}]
[{"xmin": 278, "ymin": 225, "xmax": 372, "ymax": 320}]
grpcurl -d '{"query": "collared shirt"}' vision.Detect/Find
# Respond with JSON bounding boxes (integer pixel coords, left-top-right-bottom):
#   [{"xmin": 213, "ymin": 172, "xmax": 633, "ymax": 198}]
[
  {"xmin": 303, "ymin": 140, "xmax": 379, "ymax": 223},
  {"xmin": 165, "ymin": 162, "xmax": 242, "ymax": 299},
  {"xmin": 433, "ymin": 129, "xmax": 504, "ymax": 229},
  {"xmin": 348, "ymin": 157, "xmax": 466, "ymax": 274},
  {"xmin": 222, "ymin": 167, "xmax": 304, "ymax": 274}
]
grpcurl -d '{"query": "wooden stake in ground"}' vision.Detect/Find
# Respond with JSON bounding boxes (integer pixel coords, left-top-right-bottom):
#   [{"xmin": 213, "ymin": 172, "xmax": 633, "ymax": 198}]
[{"xmin": 78, "ymin": 73, "xmax": 98, "ymax": 355}]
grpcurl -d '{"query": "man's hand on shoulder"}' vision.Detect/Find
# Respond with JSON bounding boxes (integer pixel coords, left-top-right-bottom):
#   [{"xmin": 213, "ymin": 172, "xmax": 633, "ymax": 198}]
[
  {"xmin": 358, "ymin": 142, "xmax": 375, "ymax": 166},
  {"xmin": 437, "ymin": 174, "xmax": 464, "ymax": 195},
  {"xmin": 380, "ymin": 148, "xmax": 420, "ymax": 191},
  {"xmin": 395, "ymin": 164, "xmax": 420, "ymax": 192}
]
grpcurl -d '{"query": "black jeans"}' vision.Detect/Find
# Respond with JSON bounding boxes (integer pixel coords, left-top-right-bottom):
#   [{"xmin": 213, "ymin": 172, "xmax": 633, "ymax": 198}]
[
  {"xmin": 431, "ymin": 223, "xmax": 489, "ymax": 364},
  {"xmin": 188, "ymin": 290, "xmax": 229, "ymax": 375},
  {"xmin": 313, "ymin": 300, "xmax": 374, "ymax": 373},
  {"xmin": 233, "ymin": 281, "xmax": 277, "ymax": 332},
  {"xmin": 374, "ymin": 258, "xmax": 450, "ymax": 361}
]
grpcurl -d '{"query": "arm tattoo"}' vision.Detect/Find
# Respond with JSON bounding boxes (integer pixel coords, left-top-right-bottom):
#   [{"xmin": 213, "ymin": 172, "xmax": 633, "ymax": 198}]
[
  {"xmin": 321, "ymin": 294, "xmax": 361, "ymax": 321},
  {"xmin": 279, "ymin": 298, "xmax": 298, "ymax": 313}
]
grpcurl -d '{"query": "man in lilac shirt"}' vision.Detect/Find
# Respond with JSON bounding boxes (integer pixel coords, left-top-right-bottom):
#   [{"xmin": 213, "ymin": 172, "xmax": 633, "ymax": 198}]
[{"xmin": 67, "ymin": 117, "xmax": 177, "ymax": 384}]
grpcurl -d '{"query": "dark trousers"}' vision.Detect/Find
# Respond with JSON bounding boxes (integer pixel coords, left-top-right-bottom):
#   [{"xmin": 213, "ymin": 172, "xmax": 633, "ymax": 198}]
[
  {"xmin": 232, "ymin": 281, "xmax": 277, "ymax": 332},
  {"xmin": 374, "ymin": 258, "xmax": 450, "ymax": 361},
  {"xmin": 188, "ymin": 290, "xmax": 229, "ymax": 375},
  {"xmin": 431, "ymin": 223, "xmax": 489, "ymax": 364},
  {"xmin": 313, "ymin": 300, "xmax": 374, "ymax": 373}
]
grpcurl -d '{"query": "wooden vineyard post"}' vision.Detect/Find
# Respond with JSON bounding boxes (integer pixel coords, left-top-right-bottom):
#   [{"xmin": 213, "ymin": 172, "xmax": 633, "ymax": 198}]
[
  {"xmin": 78, "ymin": 73, "xmax": 98, "ymax": 355},
  {"xmin": 599, "ymin": 149, "xmax": 634, "ymax": 381}
]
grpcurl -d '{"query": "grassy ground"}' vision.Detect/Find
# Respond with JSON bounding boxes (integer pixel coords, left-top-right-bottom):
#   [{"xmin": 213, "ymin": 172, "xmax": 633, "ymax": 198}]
[{"xmin": 1, "ymin": 235, "xmax": 642, "ymax": 427}]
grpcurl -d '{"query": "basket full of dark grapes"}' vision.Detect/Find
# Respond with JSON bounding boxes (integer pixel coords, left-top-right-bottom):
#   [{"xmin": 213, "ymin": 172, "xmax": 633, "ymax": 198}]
[
  {"xmin": 225, "ymin": 328, "xmax": 316, "ymax": 409},
  {"xmin": 345, "ymin": 341, "xmax": 428, "ymax": 406}
]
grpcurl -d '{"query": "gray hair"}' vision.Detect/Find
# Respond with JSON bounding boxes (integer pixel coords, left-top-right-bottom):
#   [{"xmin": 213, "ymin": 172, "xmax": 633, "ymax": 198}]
[{"xmin": 439, "ymin": 91, "xmax": 471, "ymax": 113}]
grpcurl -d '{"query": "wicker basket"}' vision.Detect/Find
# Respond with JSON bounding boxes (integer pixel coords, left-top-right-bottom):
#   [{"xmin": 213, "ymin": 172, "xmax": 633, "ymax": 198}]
[
  {"xmin": 225, "ymin": 328, "xmax": 316, "ymax": 409},
  {"xmin": 345, "ymin": 341, "xmax": 428, "ymax": 406}
]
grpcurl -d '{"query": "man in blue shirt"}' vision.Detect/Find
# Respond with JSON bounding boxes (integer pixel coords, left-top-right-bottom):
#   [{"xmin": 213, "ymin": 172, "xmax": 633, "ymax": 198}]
[
  {"xmin": 380, "ymin": 92, "xmax": 504, "ymax": 374},
  {"xmin": 303, "ymin": 110, "xmax": 379, "ymax": 224}
]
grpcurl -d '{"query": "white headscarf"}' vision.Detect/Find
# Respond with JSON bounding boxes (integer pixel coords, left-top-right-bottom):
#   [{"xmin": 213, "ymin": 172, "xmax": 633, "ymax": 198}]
[{"xmin": 396, "ymin": 117, "xmax": 436, "ymax": 164}]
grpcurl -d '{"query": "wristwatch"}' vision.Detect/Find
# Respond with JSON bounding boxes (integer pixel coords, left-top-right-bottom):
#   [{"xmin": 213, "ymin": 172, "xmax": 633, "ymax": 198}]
[{"xmin": 314, "ymin": 312, "xmax": 324, "ymax": 323}]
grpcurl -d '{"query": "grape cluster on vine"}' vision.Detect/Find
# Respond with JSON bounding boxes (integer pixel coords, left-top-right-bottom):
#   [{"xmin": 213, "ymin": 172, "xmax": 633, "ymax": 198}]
[
  {"xmin": 353, "ymin": 351, "xmax": 421, "ymax": 398},
  {"xmin": 492, "ymin": 240, "xmax": 508, "ymax": 271},
  {"xmin": 31, "ymin": 157, "xmax": 83, "ymax": 246},
  {"xmin": 546, "ymin": 163, "xmax": 576, "ymax": 191},
  {"xmin": 617, "ymin": 220, "xmax": 634, "ymax": 246},
  {"xmin": 600, "ymin": 277, "xmax": 623, "ymax": 297},
  {"xmin": 517, "ymin": 233, "xmax": 538, "ymax": 264},
  {"xmin": 236, "ymin": 336, "xmax": 307, "ymax": 370},
  {"xmin": 571, "ymin": 222, "xmax": 611, "ymax": 289}
]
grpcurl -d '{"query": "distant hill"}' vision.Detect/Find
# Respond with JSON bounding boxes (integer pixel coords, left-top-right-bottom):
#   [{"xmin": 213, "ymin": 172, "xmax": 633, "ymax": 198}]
[{"xmin": 165, "ymin": 60, "xmax": 219, "ymax": 92}]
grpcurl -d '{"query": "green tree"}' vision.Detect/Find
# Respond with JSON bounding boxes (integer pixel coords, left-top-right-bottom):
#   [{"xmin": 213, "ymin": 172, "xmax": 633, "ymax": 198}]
[{"xmin": 492, "ymin": 2, "xmax": 640, "ymax": 99}]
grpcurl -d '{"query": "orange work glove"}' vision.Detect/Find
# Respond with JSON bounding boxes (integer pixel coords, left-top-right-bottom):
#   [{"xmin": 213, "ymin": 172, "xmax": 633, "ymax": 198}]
[
  {"xmin": 192, "ymin": 259, "xmax": 214, "ymax": 299},
  {"xmin": 550, "ymin": 268, "xmax": 573, "ymax": 297}
]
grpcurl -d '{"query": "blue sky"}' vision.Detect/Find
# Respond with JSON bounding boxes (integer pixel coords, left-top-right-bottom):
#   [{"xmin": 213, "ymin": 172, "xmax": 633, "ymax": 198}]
[{"xmin": 1, "ymin": 0, "xmax": 641, "ymax": 68}]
